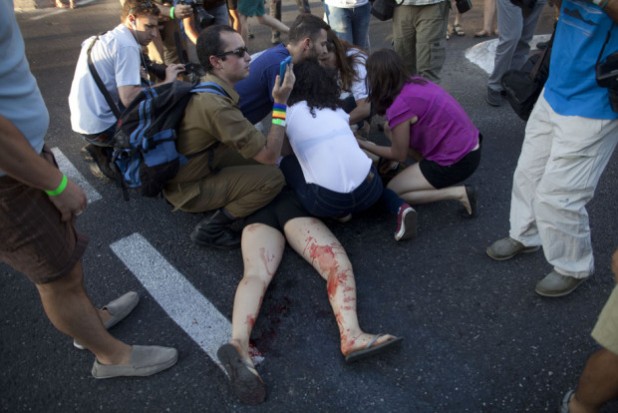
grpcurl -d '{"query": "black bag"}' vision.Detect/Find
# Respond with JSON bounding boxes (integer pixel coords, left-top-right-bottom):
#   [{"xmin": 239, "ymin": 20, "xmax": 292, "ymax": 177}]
[
  {"xmin": 370, "ymin": 0, "xmax": 403, "ymax": 21},
  {"xmin": 455, "ymin": 0, "xmax": 472, "ymax": 14},
  {"xmin": 501, "ymin": 34, "xmax": 553, "ymax": 121}
]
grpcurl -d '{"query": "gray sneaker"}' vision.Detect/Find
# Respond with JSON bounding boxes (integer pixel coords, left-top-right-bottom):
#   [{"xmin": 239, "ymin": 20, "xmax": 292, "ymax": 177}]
[
  {"xmin": 559, "ymin": 389, "xmax": 574, "ymax": 413},
  {"xmin": 535, "ymin": 271, "xmax": 587, "ymax": 298},
  {"xmin": 486, "ymin": 237, "xmax": 540, "ymax": 261},
  {"xmin": 486, "ymin": 87, "xmax": 502, "ymax": 107},
  {"xmin": 74, "ymin": 291, "xmax": 139, "ymax": 350},
  {"xmin": 92, "ymin": 345, "xmax": 178, "ymax": 379}
]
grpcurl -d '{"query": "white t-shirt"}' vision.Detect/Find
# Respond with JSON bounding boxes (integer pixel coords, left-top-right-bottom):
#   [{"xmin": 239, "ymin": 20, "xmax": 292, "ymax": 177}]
[
  {"xmin": 68, "ymin": 24, "xmax": 142, "ymax": 135},
  {"xmin": 286, "ymin": 101, "xmax": 371, "ymax": 193},
  {"xmin": 325, "ymin": 0, "xmax": 369, "ymax": 9},
  {"xmin": 340, "ymin": 48, "xmax": 368, "ymax": 102}
]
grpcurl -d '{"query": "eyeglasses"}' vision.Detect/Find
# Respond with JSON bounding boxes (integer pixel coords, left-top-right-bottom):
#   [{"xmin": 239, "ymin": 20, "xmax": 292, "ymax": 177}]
[{"xmin": 216, "ymin": 47, "xmax": 249, "ymax": 58}]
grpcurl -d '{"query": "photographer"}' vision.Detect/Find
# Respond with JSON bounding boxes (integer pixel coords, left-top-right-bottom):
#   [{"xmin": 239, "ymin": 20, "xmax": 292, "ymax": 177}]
[
  {"xmin": 181, "ymin": 0, "xmax": 230, "ymax": 45},
  {"xmin": 68, "ymin": 0, "xmax": 185, "ymax": 178},
  {"xmin": 486, "ymin": 0, "xmax": 618, "ymax": 298}
]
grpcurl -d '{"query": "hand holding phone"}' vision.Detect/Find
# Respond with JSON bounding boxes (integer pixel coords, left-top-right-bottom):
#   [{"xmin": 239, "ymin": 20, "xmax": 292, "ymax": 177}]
[{"xmin": 279, "ymin": 56, "xmax": 292, "ymax": 85}]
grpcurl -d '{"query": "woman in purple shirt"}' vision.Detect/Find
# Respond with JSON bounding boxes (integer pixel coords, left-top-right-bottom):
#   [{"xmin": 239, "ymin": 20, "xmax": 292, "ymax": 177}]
[{"xmin": 359, "ymin": 49, "xmax": 481, "ymax": 239}]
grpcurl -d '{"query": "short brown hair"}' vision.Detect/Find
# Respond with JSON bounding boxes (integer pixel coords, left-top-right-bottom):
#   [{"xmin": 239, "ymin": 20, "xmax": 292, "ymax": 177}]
[
  {"xmin": 121, "ymin": 0, "xmax": 160, "ymax": 20},
  {"xmin": 288, "ymin": 14, "xmax": 330, "ymax": 45}
]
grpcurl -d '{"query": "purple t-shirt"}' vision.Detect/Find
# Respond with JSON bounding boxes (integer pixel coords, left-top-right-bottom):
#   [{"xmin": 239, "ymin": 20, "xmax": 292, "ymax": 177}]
[{"xmin": 386, "ymin": 79, "xmax": 478, "ymax": 166}]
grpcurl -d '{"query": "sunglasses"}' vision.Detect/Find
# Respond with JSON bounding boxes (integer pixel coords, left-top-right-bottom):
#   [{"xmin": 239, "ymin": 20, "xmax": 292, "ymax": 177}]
[{"xmin": 216, "ymin": 47, "xmax": 249, "ymax": 58}]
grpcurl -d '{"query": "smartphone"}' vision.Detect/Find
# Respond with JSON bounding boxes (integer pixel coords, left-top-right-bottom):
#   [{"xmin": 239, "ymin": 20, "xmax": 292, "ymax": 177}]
[{"xmin": 279, "ymin": 56, "xmax": 292, "ymax": 85}]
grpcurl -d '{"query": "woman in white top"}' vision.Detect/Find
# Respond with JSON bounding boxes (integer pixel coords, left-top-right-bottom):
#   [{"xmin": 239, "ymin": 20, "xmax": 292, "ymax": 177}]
[{"xmin": 279, "ymin": 59, "xmax": 382, "ymax": 220}]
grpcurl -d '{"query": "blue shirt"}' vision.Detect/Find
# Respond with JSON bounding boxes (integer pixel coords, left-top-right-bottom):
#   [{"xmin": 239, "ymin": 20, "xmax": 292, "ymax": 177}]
[
  {"xmin": 544, "ymin": 0, "xmax": 618, "ymax": 119},
  {"xmin": 235, "ymin": 44, "xmax": 290, "ymax": 124},
  {"xmin": 0, "ymin": 0, "xmax": 49, "ymax": 177}
]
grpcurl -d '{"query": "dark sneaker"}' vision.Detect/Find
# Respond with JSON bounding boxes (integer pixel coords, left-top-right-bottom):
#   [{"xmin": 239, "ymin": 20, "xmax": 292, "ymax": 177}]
[
  {"xmin": 190, "ymin": 213, "xmax": 241, "ymax": 249},
  {"xmin": 394, "ymin": 203, "xmax": 417, "ymax": 241},
  {"xmin": 535, "ymin": 271, "xmax": 587, "ymax": 298},
  {"xmin": 218, "ymin": 344, "xmax": 266, "ymax": 405},
  {"xmin": 91, "ymin": 345, "xmax": 178, "ymax": 379},
  {"xmin": 486, "ymin": 87, "xmax": 502, "ymax": 107},
  {"xmin": 486, "ymin": 237, "xmax": 540, "ymax": 261},
  {"xmin": 83, "ymin": 144, "xmax": 116, "ymax": 180}
]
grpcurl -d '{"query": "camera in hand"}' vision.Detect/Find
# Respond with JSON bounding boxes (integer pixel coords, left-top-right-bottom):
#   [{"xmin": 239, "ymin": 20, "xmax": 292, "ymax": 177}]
[
  {"xmin": 596, "ymin": 52, "xmax": 618, "ymax": 113},
  {"xmin": 178, "ymin": 0, "xmax": 215, "ymax": 29}
]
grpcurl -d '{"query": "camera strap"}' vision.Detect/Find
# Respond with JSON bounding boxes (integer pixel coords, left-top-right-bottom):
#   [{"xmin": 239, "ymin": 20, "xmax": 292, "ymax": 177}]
[{"xmin": 596, "ymin": 23, "xmax": 616, "ymax": 68}]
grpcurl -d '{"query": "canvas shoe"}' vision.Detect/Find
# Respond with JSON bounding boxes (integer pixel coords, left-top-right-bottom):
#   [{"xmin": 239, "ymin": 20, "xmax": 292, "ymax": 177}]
[
  {"xmin": 394, "ymin": 203, "xmax": 417, "ymax": 241},
  {"xmin": 486, "ymin": 237, "xmax": 540, "ymax": 261},
  {"xmin": 486, "ymin": 87, "xmax": 502, "ymax": 107},
  {"xmin": 91, "ymin": 345, "xmax": 178, "ymax": 379},
  {"xmin": 535, "ymin": 271, "xmax": 587, "ymax": 298},
  {"xmin": 74, "ymin": 291, "xmax": 139, "ymax": 350}
]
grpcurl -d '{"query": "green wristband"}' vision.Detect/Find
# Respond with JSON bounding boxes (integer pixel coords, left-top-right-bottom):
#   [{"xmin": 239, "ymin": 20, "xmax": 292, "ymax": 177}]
[
  {"xmin": 170, "ymin": 6, "xmax": 175, "ymax": 19},
  {"xmin": 45, "ymin": 174, "xmax": 68, "ymax": 197}
]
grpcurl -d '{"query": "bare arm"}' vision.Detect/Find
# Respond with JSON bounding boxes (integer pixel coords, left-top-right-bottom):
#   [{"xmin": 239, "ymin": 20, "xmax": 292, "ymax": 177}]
[
  {"xmin": 357, "ymin": 117, "xmax": 417, "ymax": 162},
  {"xmin": 117, "ymin": 64, "xmax": 185, "ymax": 107},
  {"xmin": 252, "ymin": 64, "xmax": 296, "ymax": 164},
  {"xmin": 0, "ymin": 116, "xmax": 87, "ymax": 221},
  {"xmin": 348, "ymin": 99, "xmax": 371, "ymax": 126}
]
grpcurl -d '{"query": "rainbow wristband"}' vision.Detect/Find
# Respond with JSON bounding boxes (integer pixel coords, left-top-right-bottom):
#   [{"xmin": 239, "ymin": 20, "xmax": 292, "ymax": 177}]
[
  {"xmin": 273, "ymin": 103, "xmax": 287, "ymax": 111},
  {"xmin": 272, "ymin": 108, "xmax": 286, "ymax": 120},
  {"xmin": 170, "ymin": 6, "xmax": 175, "ymax": 19},
  {"xmin": 45, "ymin": 174, "xmax": 68, "ymax": 197},
  {"xmin": 272, "ymin": 118, "xmax": 286, "ymax": 127}
]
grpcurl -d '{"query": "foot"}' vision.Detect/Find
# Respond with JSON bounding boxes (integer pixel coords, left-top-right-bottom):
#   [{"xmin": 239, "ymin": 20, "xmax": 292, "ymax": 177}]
[
  {"xmin": 559, "ymin": 389, "xmax": 574, "ymax": 413},
  {"xmin": 395, "ymin": 203, "xmax": 417, "ymax": 241},
  {"xmin": 74, "ymin": 291, "xmax": 140, "ymax": 350},
  {"xmin": 190, "ymin": 215, "xmax": 240, "ymax": 249},
  {"xmin": 54, "ymin": 0, "xmax": 68, "ymax": 8},
  {"xmin": 486, "ymin": 237, "xmax": 540, "ymax": 261},
  {"xmin": 91, "ymin": 345, "xmax": 178, "ymax": 379},
  {"xmin": 474, "ymin": 30, "xmax": 490, "ymax": 38},
  {"xmin": 83, "ymin": 144, "xmax": 116, "ymax": 180},
  {"xmin": 535, "ymin": 271, "xmax": 587, "ymax": 298},
  {"xmin": 271, "ymin": 31, "xmax": 280, "ymax": 44},
  {"xmin": 343, "ymin": 333, "xmax": 402, "ymax": 363},
  {"xmin": 460, "ymin": 185, "xmax": 477, "ymax": 217},
  {"xmin": 452, "ymin": 23, "xmax": 465, "ymax": 36},
  {"xmin": 486, "ymin": 87, "xmax": 502, "ymax": 107},
  {"xmin": 217, "ymin": 343, "xmax": 266, "ymax": 405}
]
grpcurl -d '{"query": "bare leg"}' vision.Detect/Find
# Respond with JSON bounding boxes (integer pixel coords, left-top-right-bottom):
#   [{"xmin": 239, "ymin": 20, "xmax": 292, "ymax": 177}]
[
  {"xmin": 229, "ymin": 9, "xmax": 242, "ymax": 32},
  {"xmin": 569, "ymin": 348, "xmax": 618, "ymax": 413},
  {"xmin": 239, "ymin": 14, "xmax": 250, "ymax": 43},
  {"xmin": 387, "ymin": 163, "xmax": 473, "ymax": 214},
  {"xmin": 284, "ymin": 217, "xmax": 396, "ymax": 356},
  {"xmin": 229, "ymin": 224, "xmax": 285, "ymax": 365},
  {"xmin": 35, "ymin": 261, "xmax": 131, "ymax": 365},
  {"xmin": 256, "ymin": 14, "xmax": 290, "ymax": 33}
]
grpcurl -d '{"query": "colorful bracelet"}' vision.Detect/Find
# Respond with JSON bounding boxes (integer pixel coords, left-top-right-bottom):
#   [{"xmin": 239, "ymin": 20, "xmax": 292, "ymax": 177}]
[
  {"xmin": 273, "ymin": 103, "xmax": 286, "ymax": 111},
  {"xmin": 272, "ymin": 118, "xmax": 286, "ymax": 127},
  {"xmin": 170, "ymin": 6, "xmax": 175, "ymax": 19},
  {"xmin": 45, "ymin": 174, "xmax": 68, "ymax": 197}
]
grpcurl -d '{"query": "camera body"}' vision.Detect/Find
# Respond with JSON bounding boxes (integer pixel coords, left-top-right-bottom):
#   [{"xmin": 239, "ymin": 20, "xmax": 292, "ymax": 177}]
[
  {"xmin": 596, "ymin": 52, "xmax": 618, "ymax": 112},
  {"xmin": 178, "ymin": 0, "xmax": 215, "ymax": 29}
]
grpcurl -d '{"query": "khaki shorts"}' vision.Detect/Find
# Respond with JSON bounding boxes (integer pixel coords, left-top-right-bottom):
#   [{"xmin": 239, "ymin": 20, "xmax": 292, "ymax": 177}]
[
  {"xmin": 0, "ymin": 147, "xmax": 88, "ymax": 284},
  {"xmin": 591, "ymin": 285, "xmax": 618, "ymax": 356}
]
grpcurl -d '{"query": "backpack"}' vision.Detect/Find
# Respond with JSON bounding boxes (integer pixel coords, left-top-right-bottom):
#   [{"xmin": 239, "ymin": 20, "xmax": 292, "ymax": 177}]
[
  {"xmin": 111, "ymin": 80, "xmax": 229, "ymax": 199},
  {"xmin": 85, "ymin": 35, "xmax": 229, "ymax": 199},
  {"xmin": 501, "ymin": 31, "xmax": 553, "ymax": 121}
]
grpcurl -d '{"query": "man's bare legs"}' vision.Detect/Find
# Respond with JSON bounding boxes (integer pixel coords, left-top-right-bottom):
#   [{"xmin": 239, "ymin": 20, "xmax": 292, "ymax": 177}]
[
  {"xmin": 568, "ymin": 348, "xmax": 618, "ymax": 413},
  {"xmin": 36, "ymin": 261, "xmax": 132, "ymax": 366},
  {"xmin": 229, "ymin": 223, "xmax": 286, "ymax": 366},
  {"xmin": 284, "ymin": 217, "xmax": 397, "ymax": 356}
]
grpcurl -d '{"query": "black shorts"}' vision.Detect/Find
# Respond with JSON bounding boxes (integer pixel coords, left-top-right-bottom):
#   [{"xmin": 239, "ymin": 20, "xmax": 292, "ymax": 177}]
[
  {"xmin": 245, "ymin": 188, "xmax": 309, "ymax": 231},
  {"xmin": 419, "ymin": 138, "xmax": 481, "ymax": 189}
]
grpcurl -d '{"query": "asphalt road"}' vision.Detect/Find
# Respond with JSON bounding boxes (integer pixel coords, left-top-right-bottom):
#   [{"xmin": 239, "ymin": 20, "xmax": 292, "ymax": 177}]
[{"xmin": 3, "ymin": 1, "xmax": 618, "ymax": 412}]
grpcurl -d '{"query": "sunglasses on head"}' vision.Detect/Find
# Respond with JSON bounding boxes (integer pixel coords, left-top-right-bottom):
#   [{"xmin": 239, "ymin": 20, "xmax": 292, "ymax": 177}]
[{"xmin": 216, "ymin": 47, "xmax": 249, "ymax": 58}]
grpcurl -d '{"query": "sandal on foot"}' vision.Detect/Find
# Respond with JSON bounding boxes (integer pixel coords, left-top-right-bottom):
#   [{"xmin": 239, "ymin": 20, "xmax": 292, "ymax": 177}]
[
  {"xmin": 344, "ymin": 334, "xmax": 403, "ymax": 363},
  {"xmin": 452, "ymin": 23, "xmax": 465, "ymax": 36},
  {"xmin": 217, "ymin": 344, "xmax": 266, "ymax": 405}
]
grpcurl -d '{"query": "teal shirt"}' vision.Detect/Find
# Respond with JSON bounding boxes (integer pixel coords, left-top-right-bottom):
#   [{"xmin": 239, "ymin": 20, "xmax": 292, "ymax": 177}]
[
  {"xmin": 0, "ymin": 0, "xmax": 50, "ymax": 176},
  {"xmin": 544, "ymin": 0, "xmax": 618, "ymax": 119}
]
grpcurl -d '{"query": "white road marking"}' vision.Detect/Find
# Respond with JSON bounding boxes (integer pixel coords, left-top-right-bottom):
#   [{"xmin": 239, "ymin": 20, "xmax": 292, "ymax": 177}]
[
  {"xmin": 50, "ymin": 147, "xmax": 102, "ymax": 203},
  {"xmin": 28, "ymin": 9, "xmax": 67, "ymax": 20},
  {"xmin": 465, "ymin": 34, "xmax": 552, "ymax": 75},
  {"xmin": 110, "ymin": 233, "xmax": 231, "ymax": 369}
]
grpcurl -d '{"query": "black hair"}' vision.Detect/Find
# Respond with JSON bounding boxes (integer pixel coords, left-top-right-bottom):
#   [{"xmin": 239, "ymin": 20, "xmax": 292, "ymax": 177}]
[
  {"xmin": 196, "ymin": 25, "xmax": 238, "ymax": 72},
  {"xmin": 121, "ymin": 0, "xmax": 160, "ymax": 20},
  {"xmin": 287, "ymin": 58, "xmax": 341, "ymax": 117}
]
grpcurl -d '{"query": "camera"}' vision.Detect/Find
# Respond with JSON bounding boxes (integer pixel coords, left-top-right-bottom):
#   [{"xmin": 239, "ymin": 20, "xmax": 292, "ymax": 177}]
[
  {"xmin": 596, "ymin": 51, "xmax": 618, "ymax": 112},
  {"xmin": 178, "ymin": 0, "xmax": 215, "ymax": 29}
]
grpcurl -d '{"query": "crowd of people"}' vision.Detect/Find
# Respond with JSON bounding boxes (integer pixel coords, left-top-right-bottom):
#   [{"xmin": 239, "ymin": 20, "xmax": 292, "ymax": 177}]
[{"xmin": 2, "ymin": 0, "xmax": 618, "ymax": 410}]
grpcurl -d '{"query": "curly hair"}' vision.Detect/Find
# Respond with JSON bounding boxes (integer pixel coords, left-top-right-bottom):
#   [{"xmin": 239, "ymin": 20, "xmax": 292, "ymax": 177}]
[
  {"xmin": 366, "ymin": 49, "xmax": 426, "ymax": 115},
  {"xmin": 325, "ymin": 30, "xmax": 367, "ymax": 93},
  {"xmin": 287, "ymin": 58, "xmax": 341, "ymax": 118}
]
